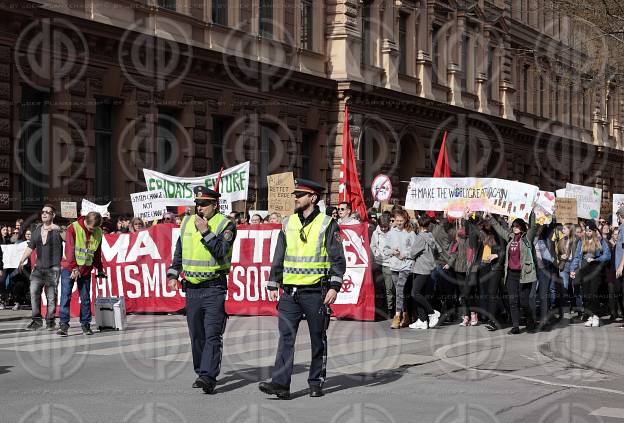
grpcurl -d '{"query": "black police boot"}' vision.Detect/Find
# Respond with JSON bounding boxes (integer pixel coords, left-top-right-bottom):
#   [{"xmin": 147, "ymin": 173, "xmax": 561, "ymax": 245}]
[
  {"xmin": 258, "ymin": 382, "xmax": 290, "ymax": 400},
  {"xmin": 309, "ymin": 385, "xmax": 323, "ymax": 397},
  {"xmin": 195, "ymin": 376, "xmax": 216, "ymax": 394}
]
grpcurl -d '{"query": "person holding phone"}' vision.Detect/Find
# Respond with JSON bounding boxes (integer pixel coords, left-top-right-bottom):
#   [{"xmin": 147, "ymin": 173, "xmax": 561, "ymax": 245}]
[{"xmin": 167, "ymin": 186, "xmax": 237, "ymax": 395}]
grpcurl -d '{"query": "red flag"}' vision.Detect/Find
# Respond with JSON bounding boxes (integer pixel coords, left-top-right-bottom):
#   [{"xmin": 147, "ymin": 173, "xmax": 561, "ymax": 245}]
[
  {"xmin": 339, "ymin": 106, "xmax": 368, "ymax": 222},
  {"xmin": 427, "ymin": 132, "xmax": 450, "ymax": 217},
  {"xmin": 215, "ymin": 166, "xmax": 224, "ymax": 192}
]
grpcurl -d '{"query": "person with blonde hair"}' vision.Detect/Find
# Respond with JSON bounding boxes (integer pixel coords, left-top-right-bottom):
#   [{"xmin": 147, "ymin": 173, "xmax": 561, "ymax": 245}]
[
  {"xmin": 570, "ymin": 220, "xmax": 611, "ymax": 327},
  {"xmin": 384, "ymin": 209, "xmax": 416, "ymax": 329}
]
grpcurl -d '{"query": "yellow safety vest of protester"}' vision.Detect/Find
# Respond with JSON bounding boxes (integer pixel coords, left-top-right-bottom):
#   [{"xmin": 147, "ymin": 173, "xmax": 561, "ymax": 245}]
[
  {"xmin": 72, "ymin": 221, "xmax": 103, "ymax": 266},
  {"xmin": 283, "ymin": 212, "xmax": 333, "ymax": 286},
  {"xmin": 180, "ymin": 213, "xmax": 232, "ymax": 284}
]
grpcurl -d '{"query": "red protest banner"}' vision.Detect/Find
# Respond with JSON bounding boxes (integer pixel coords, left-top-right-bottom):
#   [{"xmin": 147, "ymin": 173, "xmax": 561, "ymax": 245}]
[{"xmin": 43, "ymin": 223, "xmax": 376, "ymax": 321}]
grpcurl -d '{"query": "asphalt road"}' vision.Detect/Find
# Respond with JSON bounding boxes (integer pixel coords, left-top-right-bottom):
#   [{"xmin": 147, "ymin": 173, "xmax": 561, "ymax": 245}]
[{"xmin": 2, "ymin": 310, "xmax": 624, "ymax": 423}]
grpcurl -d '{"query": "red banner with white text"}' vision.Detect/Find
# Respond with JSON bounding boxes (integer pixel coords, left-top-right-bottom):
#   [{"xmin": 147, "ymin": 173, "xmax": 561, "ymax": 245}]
[{"xmin": 49, "ymin": 223, "xmax": 375, "ymax": 321}]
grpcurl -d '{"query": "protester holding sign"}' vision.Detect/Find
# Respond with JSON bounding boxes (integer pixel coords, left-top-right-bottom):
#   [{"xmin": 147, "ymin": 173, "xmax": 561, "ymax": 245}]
[
  {"xmin": 167, "ymin": 186, "xmax": 237, "ymax": 395},
  {"xmin": 486, "ymin": 211, "xmax": 538, "ymax": 335},
  {"xmin": 570, "ymin": 220, "xmax": 611, "ymax": 328}
]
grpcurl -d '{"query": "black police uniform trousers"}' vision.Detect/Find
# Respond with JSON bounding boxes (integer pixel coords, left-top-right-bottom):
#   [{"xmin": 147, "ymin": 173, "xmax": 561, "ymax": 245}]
[
  {"xmin": 185, "ymin": 277, "xmax": 227, "ymax": 384},
  {"xmin": 272, "ymin": 287, "xmax": 328, "ymax": 388}
]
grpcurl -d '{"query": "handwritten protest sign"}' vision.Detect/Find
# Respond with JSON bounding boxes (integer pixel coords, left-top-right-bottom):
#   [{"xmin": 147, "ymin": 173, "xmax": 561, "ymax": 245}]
[
  {"xmin": 613, "ymin": 194, "xmax": 624, "ymax": 226},
  {"xmin": 405, "ymin": 177, "xmax": 538, "ymax": 220},
  {"xmin": 267, "ymin": 172, "xmax": 295, "ymax": 216},
  {"xmin": 81, "ymin": 199, "xmax": 110, "ymax": 217},
  {"xmin": 60, "ymin": 202, "xmax": 78, "ymax": 219},
  {"xmin": 534, "ymin": 191, "xmax": 556, "ymax": 225},
  {"xmin": 555, "ymin": 197, "xmax": 578, "ymax": 224},
  {"xmin": 565, "ymin": 183, "xmax": 602, "ymax": 220},
  {"xmin": 130, "ymin": 190, "xmax": 167, "ymax": 220}
]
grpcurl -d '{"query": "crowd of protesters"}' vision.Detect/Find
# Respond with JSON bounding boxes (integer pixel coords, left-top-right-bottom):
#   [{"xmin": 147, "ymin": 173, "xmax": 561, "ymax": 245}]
[
  {"xmin": 369, "ymin": 205, "xmax": 624, "ymax": 334},
  {"xmin": 4, "ymin": 196, "xmax": 623, "ymax": 337}
]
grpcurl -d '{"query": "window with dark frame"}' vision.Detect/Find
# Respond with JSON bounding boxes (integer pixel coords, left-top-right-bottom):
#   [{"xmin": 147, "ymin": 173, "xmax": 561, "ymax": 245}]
[
  {"xmin": 258, "ymin": 123, "xmax": 277, "ymax": 209},
  {"xmin": 398, "ymin": 13, "xmax": 407, "ymax": 74},
  {"xmin": 95, "ymin": 101, "xmax": 113, "ymax": 204},
  {"xmin": 300, "ymin": 0, "xmax": 313, "ymax": 50},
  {"xmin": 212, "ymin": 116, "xmax": 230, "ymax": 173},
  {"xmin": 157, "ymin": 0, "xmax": 175, "ymax": 11},
  {"xmin": 212, "ymin": 0, "xmax": 228, "ymax": 25},
  {"xmin": 432, "ymin": 26, "xmax": 439, "ymax": 84},
  {"xmin": 301, "ymin": 131, "xmax": 316, "ymax": 180},
  {"xmin": 259, "ymin": 0, "xmax": 273, "ymax": 38},
  {"xmin": 156, "ymin": 108, "xmax": 176, "ymax": 174},
  {"xmin": 361, "ymin": 2, "xmax": 371, "ymax": 65},
  {"xmin": 19, "ymin": 86, "xmax": 48, "ymax": 208},
  {"xmin": 460, "ymin": 34, "xmax": 469, "ymax": 91}
]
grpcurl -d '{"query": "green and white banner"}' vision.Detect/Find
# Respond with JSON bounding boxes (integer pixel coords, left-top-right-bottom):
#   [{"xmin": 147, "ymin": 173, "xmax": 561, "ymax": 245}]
[{"xmin": 143, "ymin": 162, "xmax": 250, "ymax": 206}]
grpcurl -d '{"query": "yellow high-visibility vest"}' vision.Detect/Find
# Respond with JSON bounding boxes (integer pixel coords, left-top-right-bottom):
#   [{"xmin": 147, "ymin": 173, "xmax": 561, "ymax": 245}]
[
  {"xmin": 72, "ymin": 221, "xmax": 103, "ymax": 266},
  {"xmin": 180, "ymin": 213, "xmax": 232, "ymax": 284},
  {"xmin": 283, "ymin": 212, "xmax": 332, "ymax": 286}
]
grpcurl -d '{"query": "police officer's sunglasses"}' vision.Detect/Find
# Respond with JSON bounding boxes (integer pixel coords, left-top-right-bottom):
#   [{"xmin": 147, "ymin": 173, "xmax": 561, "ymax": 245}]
[{"xmin": 195, "ymin": 199, "xmax": 217, "ymax": 207}]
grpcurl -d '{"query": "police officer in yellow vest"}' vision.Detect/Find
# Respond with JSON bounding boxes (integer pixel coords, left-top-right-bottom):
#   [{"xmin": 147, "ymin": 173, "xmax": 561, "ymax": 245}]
[
  {"xmin": 259, "ymin": 179, "xmax": 346, "ymax": 399},
  {"xmin": 167, "ymin": 186, "xmax": 236, "ymax": 394}
]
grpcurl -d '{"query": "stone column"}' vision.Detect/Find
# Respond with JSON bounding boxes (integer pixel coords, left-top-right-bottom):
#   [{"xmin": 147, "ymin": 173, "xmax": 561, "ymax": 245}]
[{"xmin": 415, "ymin": 0, "xmax": 433, "ymax": 98}]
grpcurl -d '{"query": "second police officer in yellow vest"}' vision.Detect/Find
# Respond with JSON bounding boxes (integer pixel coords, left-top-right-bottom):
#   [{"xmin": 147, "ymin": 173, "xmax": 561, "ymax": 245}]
[
  {"xmin": 167, "ymin": 186, "xmax": 236, "ymax": 395},
  {"xmin": 259, "ymin": 179, "xmax": 346, "ymax": 399}
]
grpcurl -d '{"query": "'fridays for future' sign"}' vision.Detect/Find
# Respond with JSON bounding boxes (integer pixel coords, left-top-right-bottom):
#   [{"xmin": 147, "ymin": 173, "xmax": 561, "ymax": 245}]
[{"xmin": 143, "ymin": 162, "xmax": 250, "ymax": 207}]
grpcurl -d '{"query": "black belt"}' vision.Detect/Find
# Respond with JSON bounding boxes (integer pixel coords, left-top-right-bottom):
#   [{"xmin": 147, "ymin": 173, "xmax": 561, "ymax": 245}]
[
  {"xmin": 185, "ymin": 276, "xmax": 227, "ymax": 289},
  {"xmin": 282, "ymin": 284, "xmax": 322, "ymax": 294}
]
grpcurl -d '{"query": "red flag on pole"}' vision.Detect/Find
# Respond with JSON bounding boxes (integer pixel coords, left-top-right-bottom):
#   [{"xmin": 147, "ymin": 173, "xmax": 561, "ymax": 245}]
[
  {"xmin": 215, "ymin": 166, "xmax": 224, "ymax": 192},
  {"xmin": 339, "ymin": 106, "xmax": 368, "ymax": 222},
  {"xmin": 427, "ymin": 132, "xmax": 450, "ymax": 217}
]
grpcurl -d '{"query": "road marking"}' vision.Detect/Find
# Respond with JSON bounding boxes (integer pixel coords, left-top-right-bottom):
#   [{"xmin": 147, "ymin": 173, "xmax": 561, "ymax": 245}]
[{"xmin": 590, "ymin": 408, "xmax": 624, "ymax": 419}]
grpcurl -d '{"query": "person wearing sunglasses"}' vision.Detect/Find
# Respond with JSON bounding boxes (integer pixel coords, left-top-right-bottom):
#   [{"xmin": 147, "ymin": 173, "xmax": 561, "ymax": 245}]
[
  {"xmin": 20, "ymin": 204, "xmax": 64, "ymax": 331},
  {"xmin": 337, "ymin": 201, "xmax": 359, "ymax": 225},
  {"xmin": 167, "ymin": 185, "xmax": 237, "ymax": 395},
  {"xmin": 259, "ymin": 178, "xmax": 346, "ymax": 400}
]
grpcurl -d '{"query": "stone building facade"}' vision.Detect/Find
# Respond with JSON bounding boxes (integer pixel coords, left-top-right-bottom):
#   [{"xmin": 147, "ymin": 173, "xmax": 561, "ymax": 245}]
[{"xmin": 1, "ymin": 0, "xmax": 623, "ymax": 220}]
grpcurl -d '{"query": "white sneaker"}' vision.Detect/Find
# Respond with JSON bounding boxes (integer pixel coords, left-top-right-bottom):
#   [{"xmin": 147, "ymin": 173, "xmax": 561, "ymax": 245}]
[
  {"xmin": 459, "ymin": 316, "xmax": 470, "ymax": 327},
  {"xmin": 409, "ymin": 319, "xmax": 428, "ymax": 330},
  {"xmin": 12, "ymin": 303, "xmax": 19, "ymax": 311},
  {"xmin": 584, "ymin": 317, "xmax": 594, "ymax": 327},
  {"xmin": 428, "ymin": 310, "xmax": 441, "ymax": 328},
  {"xmin": 591, "ymin": 315, "xmax": 600, "ymax": 327}
]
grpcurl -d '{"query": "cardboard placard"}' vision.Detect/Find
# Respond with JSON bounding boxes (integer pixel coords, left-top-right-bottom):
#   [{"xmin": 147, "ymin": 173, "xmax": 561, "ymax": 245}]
[
  {"xmin": 554, "ymin": 197, "xmax": 578, "ymax": 224},
  {"xmin": 60, "ymin": 201, "xmax": 78, "ymax": 219},
  {"xmin": 267, "ymin": 172, "xmax": 295, "ymax": 216},
  {"xmin": 130, "ymin": 189, "xmax": 167, "ymax": 220}
]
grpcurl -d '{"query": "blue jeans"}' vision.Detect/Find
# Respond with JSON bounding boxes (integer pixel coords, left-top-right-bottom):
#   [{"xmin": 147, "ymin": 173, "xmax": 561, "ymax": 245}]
[
  {"xmin": 551, "ymin": 270, "xmax": 583, "ymax": 312},
  {"xmin": 533, "ymin": 268, "xmax": 551, "ymax": 322},
  {"xmin": 59, "ymin": 269, "xmax": 92, "ymax": 326}
]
